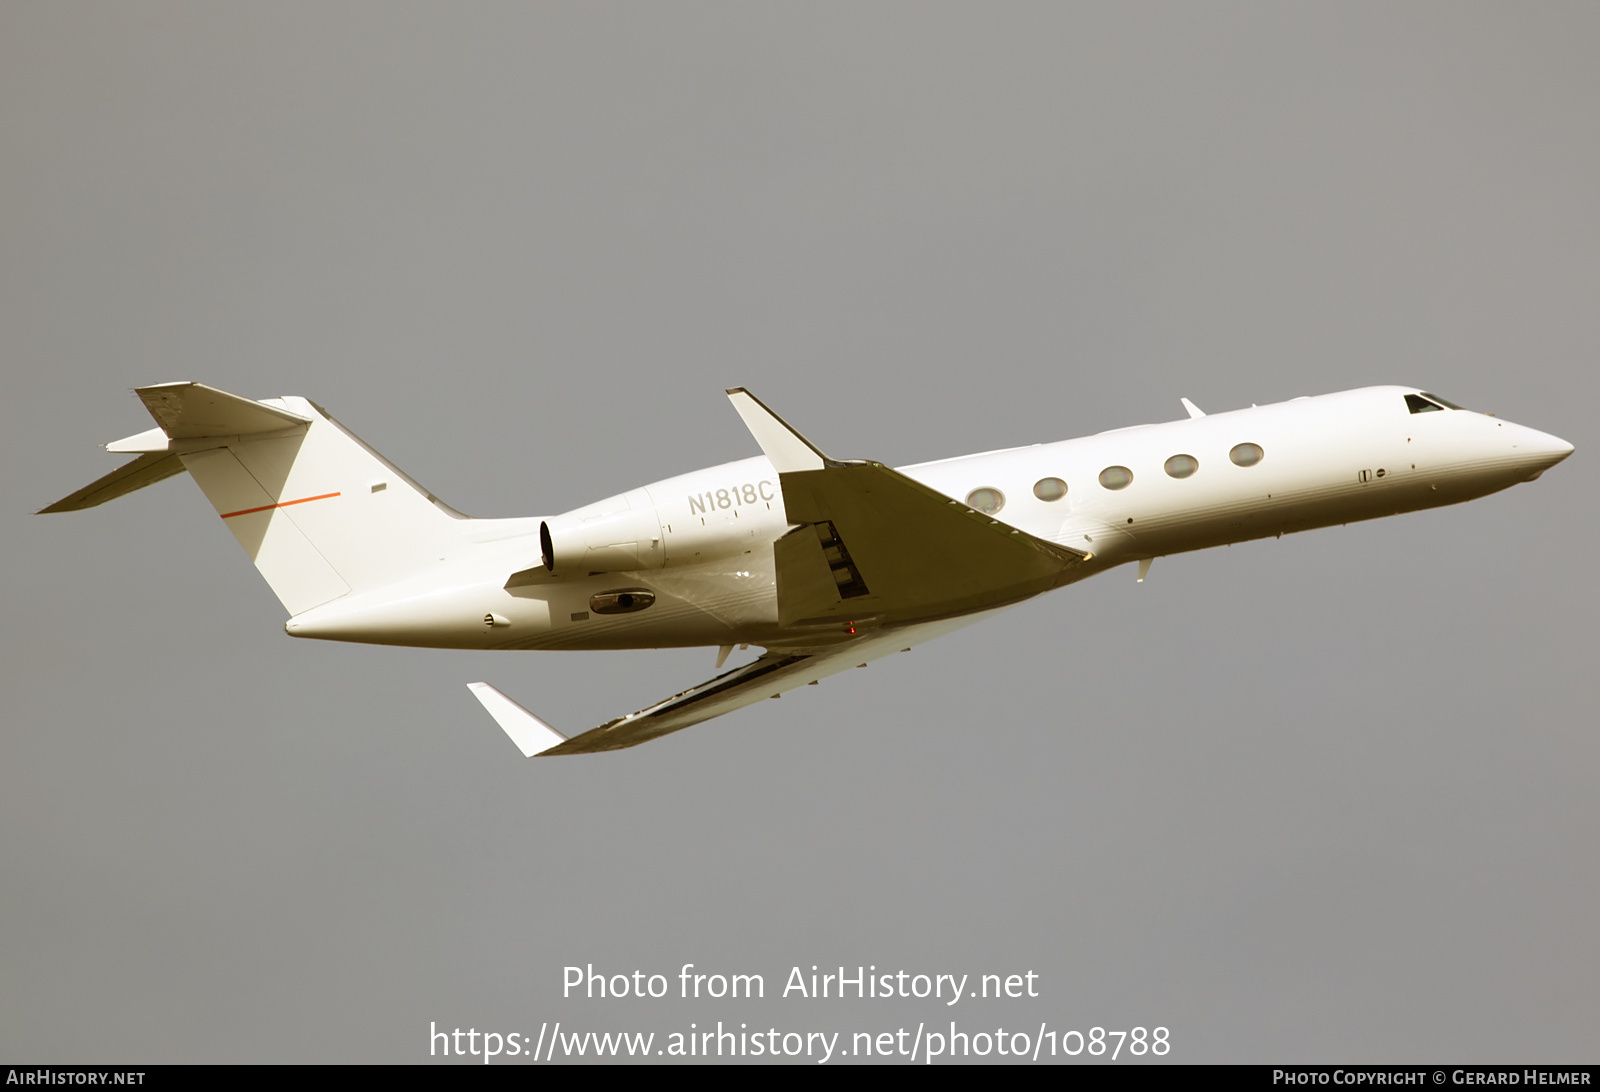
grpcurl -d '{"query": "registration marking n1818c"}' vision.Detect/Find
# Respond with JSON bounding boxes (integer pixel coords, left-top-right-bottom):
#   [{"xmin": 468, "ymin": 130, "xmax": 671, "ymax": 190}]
[{"xmin": 687, "ymin": 481, "xmax": 776, "ymax": 514}]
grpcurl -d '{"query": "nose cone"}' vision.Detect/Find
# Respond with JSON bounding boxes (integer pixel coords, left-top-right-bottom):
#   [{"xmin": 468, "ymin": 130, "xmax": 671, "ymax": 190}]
[{"xmin": 1508, "ymin": 423, "xmax": 1574, "ymax": 479}]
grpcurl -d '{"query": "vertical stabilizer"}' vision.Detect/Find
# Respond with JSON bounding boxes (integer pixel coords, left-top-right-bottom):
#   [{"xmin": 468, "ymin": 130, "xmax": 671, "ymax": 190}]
[
  {"xmin": 42, "ymin": 383, "xmax": 474, "ymax": 617},
  {"xmin": 176, "ymin": 397, "xmax": 470, "ymax": 612}
]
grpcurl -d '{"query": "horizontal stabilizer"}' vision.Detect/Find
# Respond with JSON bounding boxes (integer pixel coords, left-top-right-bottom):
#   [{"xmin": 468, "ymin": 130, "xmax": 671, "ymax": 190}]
[
  {"xmin": 40, "ymin": 382, "xmax": 314, "ymax": 514},
  {"xmin": 136, "ymin": 382, "xmax": 309, "ymax": 438},
  {"xmin": 37, "ymin": 451, "xmax": 185, "ymax": 513},
  {"xmin": 467, "ymin": 682, "xmax": 569, "ymax": 757}
]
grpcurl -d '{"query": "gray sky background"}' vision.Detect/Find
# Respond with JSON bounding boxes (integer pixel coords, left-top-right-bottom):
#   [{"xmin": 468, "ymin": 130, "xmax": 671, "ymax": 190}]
[{"xmin": 3, "ymin": 3, "xmax": 1596, "ymax": 1063}]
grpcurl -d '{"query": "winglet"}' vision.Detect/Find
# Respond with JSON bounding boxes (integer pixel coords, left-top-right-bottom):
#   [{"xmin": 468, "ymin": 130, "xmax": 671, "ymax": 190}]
[
  {"xmin": 725, "ymin": 388, "xmax": 828, "ymax": 472},
  {"xmin": 1180, "ymin": 397, "xmax": 1205, "ymax": 419},
  {"xmin": 467, "ymin": 682, "xmax": 569, "ymax": 757}
]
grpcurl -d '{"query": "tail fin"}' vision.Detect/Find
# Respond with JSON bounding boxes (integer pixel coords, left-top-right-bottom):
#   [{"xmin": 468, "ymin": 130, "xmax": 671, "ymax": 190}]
[{"xmin": 41, "ymin": 382, "xmax": 471, "ymax": 616}]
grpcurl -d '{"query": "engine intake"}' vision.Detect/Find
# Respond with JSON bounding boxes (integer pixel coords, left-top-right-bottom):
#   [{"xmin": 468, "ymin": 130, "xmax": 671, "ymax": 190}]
[{"xmin": 540, "ymin": 492, "xmax": 665, "ymax": 574}]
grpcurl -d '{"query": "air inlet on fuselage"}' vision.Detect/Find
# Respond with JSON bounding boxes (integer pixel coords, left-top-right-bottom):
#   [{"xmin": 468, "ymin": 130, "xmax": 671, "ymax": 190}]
[{"xmin": 590, "ymin": 589, "xmax": 655, "ymax": 615}]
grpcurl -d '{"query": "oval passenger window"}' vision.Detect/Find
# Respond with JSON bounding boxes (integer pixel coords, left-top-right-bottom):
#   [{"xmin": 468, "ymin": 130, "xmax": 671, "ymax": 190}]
[
  {"xmin": 1098, "ymin": 466, "xmax": 1133, "ymax": 490},
  {"xmin": 1164, "ymin": 454, "xmax": 1199, "ymax": 478},
  {"xmin": 1033, "ymin": 477, "xmax": 1067, "ymax": 502},
  {"xmin": 966, "ymin": 487, "xmax": 1005, "ymax": 515},
  {"xmin": 1229, "ymin": 443, "xmax": 1264, "ymax": 467}
]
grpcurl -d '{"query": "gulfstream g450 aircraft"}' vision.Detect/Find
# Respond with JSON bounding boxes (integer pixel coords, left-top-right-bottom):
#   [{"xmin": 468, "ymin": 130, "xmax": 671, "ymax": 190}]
[{"xmin": 42, "ymin": 383, "xmax": 1572, "ymax": 756}]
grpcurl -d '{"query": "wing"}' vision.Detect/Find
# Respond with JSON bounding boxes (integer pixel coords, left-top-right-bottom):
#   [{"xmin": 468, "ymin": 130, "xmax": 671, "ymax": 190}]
[
  {"xmin": 470, "ymin": 389, "xmax": 1091, "ymax": 757},
  {"xmin": 469, "ymin": 609, "xmax": 1000, "ymax": 756},
  {"xmin": 727, "ymin": 388, "xmax": 1091, "ymax": 629}
]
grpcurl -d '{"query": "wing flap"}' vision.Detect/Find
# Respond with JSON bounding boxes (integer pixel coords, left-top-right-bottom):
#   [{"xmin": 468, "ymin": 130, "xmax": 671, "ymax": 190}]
[
  {"xmin": 488, "ymin": 610, "xmax": 999, "ymax": 756},
  {"xmin": 542, "ymin": 650, "xmax": 819, "ymax": 754}
]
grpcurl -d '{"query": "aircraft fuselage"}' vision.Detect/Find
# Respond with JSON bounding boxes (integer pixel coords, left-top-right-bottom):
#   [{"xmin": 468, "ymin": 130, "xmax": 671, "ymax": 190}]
[{"xmin": 282, "ymin": 385, "xmax": 1571, "ymax": 651}]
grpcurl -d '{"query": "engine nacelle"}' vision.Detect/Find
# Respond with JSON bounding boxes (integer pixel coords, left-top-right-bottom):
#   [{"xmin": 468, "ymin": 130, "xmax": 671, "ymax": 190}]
[
  {"xmin": 541, "ymin": 458, "xmax": 791, "ymax": 575},
  {"xmin": 541, "ymin": 490, "xmax": 665, "ymax": 575}
]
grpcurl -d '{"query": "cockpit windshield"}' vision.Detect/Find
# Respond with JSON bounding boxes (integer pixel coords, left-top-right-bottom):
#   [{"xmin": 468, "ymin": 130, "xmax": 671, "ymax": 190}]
[{"xmin": 1406, "ymin": 392, "xmax": 1466, "ymax": 414}]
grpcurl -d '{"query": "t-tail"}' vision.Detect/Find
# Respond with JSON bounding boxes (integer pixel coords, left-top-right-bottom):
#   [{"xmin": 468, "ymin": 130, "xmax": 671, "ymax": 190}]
[{"xmin": 39, "ymin": 382, "xmax": 471, "ymax": 616}]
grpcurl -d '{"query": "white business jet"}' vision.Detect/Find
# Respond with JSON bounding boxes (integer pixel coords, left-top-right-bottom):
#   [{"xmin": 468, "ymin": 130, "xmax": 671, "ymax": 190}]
[{"xmin": 42, "ymin": 383, "xmax": 1571, "ymax": 756}]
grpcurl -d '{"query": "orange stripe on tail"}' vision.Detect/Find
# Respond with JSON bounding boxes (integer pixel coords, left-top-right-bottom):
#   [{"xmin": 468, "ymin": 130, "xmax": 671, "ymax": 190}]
[{"xmin": 220, "ymin": 491, "xmax": 341, "ymax": 519}]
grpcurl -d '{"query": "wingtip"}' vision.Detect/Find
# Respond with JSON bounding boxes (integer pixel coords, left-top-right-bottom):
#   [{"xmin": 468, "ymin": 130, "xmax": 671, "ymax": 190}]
[
  {"xmin": 467, "ymin": 681, "xmax": 569, "ymax": 757},
  {"xmin": 724, "ymin": 388, "xmax": 828, "ymax": 472}
]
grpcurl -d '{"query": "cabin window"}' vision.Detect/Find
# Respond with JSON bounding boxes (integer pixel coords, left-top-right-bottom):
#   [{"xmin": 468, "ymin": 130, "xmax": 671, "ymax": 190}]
[
  {"xmin": 1164, "ymin": 454, "xmax": 1199, "ymax": 479},
  {"xmin": 966, "ymin": 487, "xmax": 1005, "ymax": 514},
  {"xmin": 1229, "ymin": 443, "xmax": 1264, "ymax": 467},
  {"xmin": 1098, "ymin": 466, "xmax": 1133, "ymax": 490},
  {"xmin": 1405, "ymin": 394, "xmax": 1444, "ymax": 414},
  {"xmin": 1033, "ymin": 477, "xmax": 1067, "ymax": 501}
]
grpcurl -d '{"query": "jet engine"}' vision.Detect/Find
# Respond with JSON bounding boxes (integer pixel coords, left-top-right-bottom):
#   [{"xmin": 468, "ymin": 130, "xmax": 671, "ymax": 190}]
[
  {"xmin": 540, "ymin": 461, "xmax": 792, "ymax": 575},
  {"xmin": 541, "ymin": 491, "xmax": 665, "ymax": 574}
]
